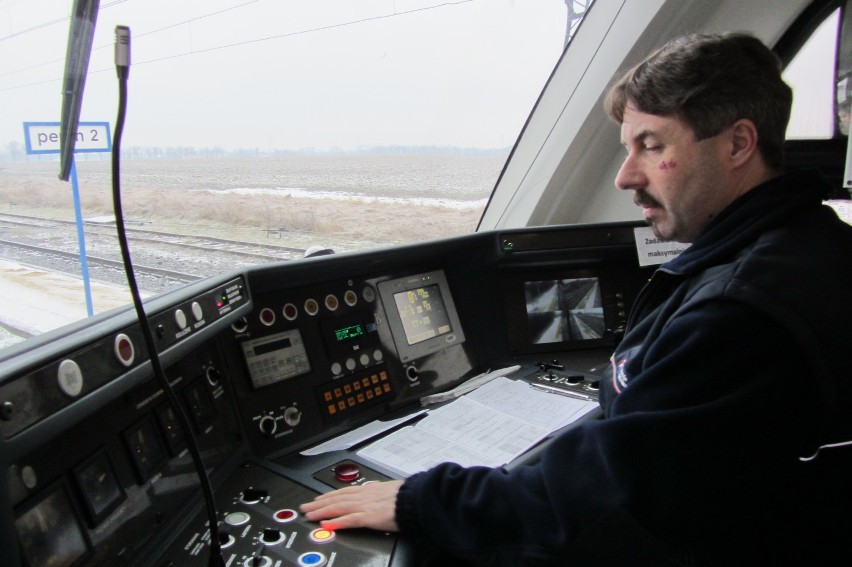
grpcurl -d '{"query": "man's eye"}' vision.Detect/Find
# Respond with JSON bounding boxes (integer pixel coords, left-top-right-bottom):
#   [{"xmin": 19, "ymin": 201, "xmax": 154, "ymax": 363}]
[{"xmin": 644, "ymin": 145, "xmax": 662, "ymax": 152}]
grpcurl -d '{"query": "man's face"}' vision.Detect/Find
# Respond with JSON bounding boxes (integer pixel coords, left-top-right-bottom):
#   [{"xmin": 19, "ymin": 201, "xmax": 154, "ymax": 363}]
[{"xmin": 616, "ymin": 106, "xmax": 734, "ymax": 243}]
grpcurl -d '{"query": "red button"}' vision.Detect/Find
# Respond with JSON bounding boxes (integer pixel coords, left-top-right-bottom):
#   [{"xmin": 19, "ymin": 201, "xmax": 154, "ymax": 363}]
[
  {"xmin": 334, "ymin": 463, "xmax": 361, "ymax": 483},
  {"xmin": 273, "ymin": 509, "xmax": 297, "ymax": 523}
]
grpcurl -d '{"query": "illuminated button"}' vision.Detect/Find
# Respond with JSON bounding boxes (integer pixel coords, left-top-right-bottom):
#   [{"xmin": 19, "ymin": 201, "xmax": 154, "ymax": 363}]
[
  {"xmin": 57, "ymin": 359, "xmax": 84, "ymax": 398},
  {"xmin": 323, "ymin": 391, "xmax": 333, "ymax": 402},
  {"xmin": 191, "ymin": 301, "xmax": 204, "ymax": 322},
  {"xmin": 114, "ymin": 333, "xmax": 135, "ymax": 367},
  {"xmin": 175, "ymin": 308, "xmax": 188, "ymax": 330},
  {"xmin": 309, "ymin": 528, "xmax": 336, "ymax": 543},
  {"xmin": 344, "ymin": 290, "xmax": 358, "ymax": 306},
  {"xmin": 337, "ymin": 401, "xmax": 346, "ymax": 411},
  {"xmin": 324, "ymin": 294, "xmax": 339, "ymax": 311},
  {"xmin": 382, "ymin": 383, "xmax": 391, "ymax": 393},
  {"xmin": 327, "ymin": 405, "xmax": 336, "ymax": 415},
  {"xmin": 334, "ymin": 388, "xmax": 342, "ymax": 398},
  {"xmin": 356, "ymin": 393, "xmax": 365, "ymax": 403},
  {"xmin": 352, "ymin": 381, "xmax": 361, "ymax": 391},
  {"xmin": 219, "ymin": 533, "xmax": 236, "ymax": 549},
  {"xmin": 359, "ymin": 353, "xmax": 370, "ymax": 366},
  {"xmin": 334, "ymin": 462, "xmax": 361, "ymax": 483},
  {"xmin": 273, "ymin": 509, "xmax": 298, "ymax": 523},
  {"xmin": 345, "ymin": 358, "xmax": 356, "ymax": 371},
  {"xmin": 224, "ymin": 511, "xmax": 250, "ymax": 526},
  {"xmin": 304, "ymin": 299, "xmax": 319, "ymax": 316},
  {"xmin": 330, "ymin": 362, "xmax": 342, "ymax": 375},
  {"xmin": 343, "ymin": 384, "xmax": 352, "ymax": 394},
  {"xmin": 298, "ymin": 552, "xmax": 327, "ymax": 567},
  {"xmin": 282, "ymin": 303, "xmax": 298, "ymax": 321},
  {"xmin": 259, "ymin": 307, "xmax": 276, "ymax": 326}
]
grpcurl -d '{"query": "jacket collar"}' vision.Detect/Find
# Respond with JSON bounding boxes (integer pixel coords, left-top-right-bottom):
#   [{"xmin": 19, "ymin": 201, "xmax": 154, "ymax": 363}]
[{"xmin": 659, "ymin": 168, "xmax": 829, "ymax": 276}]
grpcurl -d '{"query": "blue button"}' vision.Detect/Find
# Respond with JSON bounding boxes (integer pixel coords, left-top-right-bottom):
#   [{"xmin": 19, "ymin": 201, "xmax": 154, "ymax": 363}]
[{"xmin": 298, "ymin": 552, "xmax": 327, "ymax": 567}]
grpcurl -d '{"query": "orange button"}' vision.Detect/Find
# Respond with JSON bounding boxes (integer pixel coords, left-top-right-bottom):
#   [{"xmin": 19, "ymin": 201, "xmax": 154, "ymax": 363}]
[{"xmin": 309, "ymin": 528, "xmax": 336, "ymax": 543}]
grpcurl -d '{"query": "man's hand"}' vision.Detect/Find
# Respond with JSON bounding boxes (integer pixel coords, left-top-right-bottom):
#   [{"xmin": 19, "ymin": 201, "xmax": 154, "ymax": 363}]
[{"xmin": 299, "ymin": 480, "xmax": 404, "ymax": 532}]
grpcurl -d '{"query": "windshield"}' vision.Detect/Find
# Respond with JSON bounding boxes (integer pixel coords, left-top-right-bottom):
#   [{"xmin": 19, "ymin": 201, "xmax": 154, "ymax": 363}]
[{"xmin": 0, "ymin": 0, "xmax": 586, "ymax": 351}]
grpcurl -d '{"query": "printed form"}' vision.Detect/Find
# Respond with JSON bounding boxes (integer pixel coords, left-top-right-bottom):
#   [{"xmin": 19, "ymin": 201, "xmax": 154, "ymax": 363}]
[{"xmin": 356, "ymin": 377, "xmax": 598, "ymax": 477}]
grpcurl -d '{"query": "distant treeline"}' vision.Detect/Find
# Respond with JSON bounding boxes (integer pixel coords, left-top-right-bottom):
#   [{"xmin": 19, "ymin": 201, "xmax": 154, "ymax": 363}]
[{"xmin": 0, "ymin": 142, "xmax": 509, "ymax": 162}]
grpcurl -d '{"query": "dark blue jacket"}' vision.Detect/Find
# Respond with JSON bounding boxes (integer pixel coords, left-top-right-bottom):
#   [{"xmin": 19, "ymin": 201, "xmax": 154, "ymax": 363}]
[{"xmin": 396, "ymin": 169, "xmax": 852, "ymax": 565}]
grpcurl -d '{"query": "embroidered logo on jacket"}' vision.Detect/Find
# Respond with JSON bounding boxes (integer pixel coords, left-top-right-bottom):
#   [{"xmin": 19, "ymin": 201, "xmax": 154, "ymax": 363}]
[{"xmin": 609, "ymin": 356, "xmax": 629, "ymax": 394}]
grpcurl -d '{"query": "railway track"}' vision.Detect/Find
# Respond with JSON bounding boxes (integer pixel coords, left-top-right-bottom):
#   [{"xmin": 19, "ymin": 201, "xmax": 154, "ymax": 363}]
[{"xmin": 0, "ymin": 212, "xmax": 306, "ymax": 294}]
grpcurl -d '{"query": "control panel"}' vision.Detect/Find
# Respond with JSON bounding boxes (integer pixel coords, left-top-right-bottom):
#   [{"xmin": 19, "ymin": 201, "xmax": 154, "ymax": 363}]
[
  {"xmin": 9, "ymin": 341, "xmax": 242, "ymax": 567},
  {"xmin": 226, "ymin": 271, "xmax": 478, "ymax": 458},
  {"xmin": 154, "ymin": 461, "xmax": 396, "ymax": 567},
  {"xmin": 0, "ymin": 221, "xmax": 650, "ymax": 567}
]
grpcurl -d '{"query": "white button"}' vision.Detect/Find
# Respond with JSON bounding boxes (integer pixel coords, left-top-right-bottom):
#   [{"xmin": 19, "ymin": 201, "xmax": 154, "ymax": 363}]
[
  {"xmin": 373, "ymin": 349, "xmax": 383, "ymax": 362},
  {"xmin": 191, "ymin": 301, "xmax": 203, "ymax": 321},
  {"xmin": 57, "ymin": 359, "xmax": 84, "ymax": 397},
  {"xmin": 345, "ymin": 358, "xmax": 356, "ymax": 371},
  {"xmin": 359, "ymin": 353, "xmax": 370, "ymax": 366},
  {"xmin": 175, "ymin": 309, "xmax": 187, "ymax": 329},
  {"xmin": 224, "ymin": 511, "xmax": 250, "ymax": 526},
  {"xmin": 331, "ymin": 362, "xmax": 342, "ymax": 375}
]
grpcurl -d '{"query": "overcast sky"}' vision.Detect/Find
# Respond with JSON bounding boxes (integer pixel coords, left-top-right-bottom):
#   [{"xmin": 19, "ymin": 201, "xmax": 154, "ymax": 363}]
[{"xmin": 1, "ymin": 0, "xmax": 571, "ymax": 152}]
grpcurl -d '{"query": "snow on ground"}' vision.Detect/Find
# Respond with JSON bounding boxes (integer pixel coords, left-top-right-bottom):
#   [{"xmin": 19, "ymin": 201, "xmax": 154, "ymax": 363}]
[{"xmin": 0, "ymin": 260, "xmax": 138, "ymax": 350}]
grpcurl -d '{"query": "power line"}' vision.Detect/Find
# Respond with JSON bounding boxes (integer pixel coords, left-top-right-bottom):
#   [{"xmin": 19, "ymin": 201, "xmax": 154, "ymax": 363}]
[{"xmin": 0, "ymin": 0, "xmax": 473, "ymax": 93}]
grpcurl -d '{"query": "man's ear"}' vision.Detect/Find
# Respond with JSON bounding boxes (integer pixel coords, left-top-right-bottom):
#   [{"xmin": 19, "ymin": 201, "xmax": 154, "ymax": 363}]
[{"xmin": 728, "ymin": 118, "xmax": 759, "ymax": 167}]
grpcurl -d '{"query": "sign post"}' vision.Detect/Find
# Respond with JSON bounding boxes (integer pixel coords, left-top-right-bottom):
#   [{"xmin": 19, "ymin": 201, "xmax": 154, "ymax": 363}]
[{"xmin": 22, "ymin": 121, "xmax": 112, "ymax": 317}]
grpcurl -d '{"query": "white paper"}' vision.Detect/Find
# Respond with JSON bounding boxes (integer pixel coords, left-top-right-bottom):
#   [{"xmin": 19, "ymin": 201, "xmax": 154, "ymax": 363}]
[{"xmin": 357, "ymin": 377, "xmax": 598, "ymax": 477}]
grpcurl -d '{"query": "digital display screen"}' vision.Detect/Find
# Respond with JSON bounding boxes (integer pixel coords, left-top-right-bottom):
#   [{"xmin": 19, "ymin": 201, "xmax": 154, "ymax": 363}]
[
  {"xmin": 335, "ymin": 323, "xmax": 365, "ymax": 343},
  {"xmin": 242, "ymin": 329, "xmax": 311, "ymax": 389},
  {"xmin": 393, "ymin": 283, "xmax": 453, "ymax": 346},
  {"xmin": 378, "ymin": 270, "xmax": 465, "ymax": 363},
  {"xmin": 524, "ymin": 277, "xmax": 604, "ymax": 344},
  {"xmin": 16, "ymin": 484, "xmax": 88, "ymax": 567}
]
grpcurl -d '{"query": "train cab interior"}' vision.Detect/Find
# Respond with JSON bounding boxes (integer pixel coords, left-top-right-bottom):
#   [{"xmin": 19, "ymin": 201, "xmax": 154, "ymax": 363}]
[{"xmin": 1, "ymin": 0, "xmax": 851, "ymax": 565}]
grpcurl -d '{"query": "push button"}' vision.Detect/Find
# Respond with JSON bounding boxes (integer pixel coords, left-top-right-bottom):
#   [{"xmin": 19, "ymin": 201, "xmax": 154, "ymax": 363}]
[
  {"xmin": 309, "ymin": 528, "xmax": 335, "ymax": 543},
  {"xmin": 298, "ymin": 552, "xmax": 327, "ymax": 567},
  {"xmin": 273, "ymin": 509, "xmax": 298, "ymax": 523}
]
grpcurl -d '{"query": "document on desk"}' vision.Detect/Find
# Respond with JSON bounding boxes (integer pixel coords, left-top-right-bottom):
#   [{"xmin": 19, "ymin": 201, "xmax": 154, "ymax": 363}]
[{"xmin": 356, "ymin": 377, "xmax": 598, "ymax": 478}]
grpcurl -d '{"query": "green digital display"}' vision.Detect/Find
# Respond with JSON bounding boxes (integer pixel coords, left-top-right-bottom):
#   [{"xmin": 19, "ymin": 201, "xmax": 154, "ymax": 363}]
[{"xmin": 335, "ymin": 323, "xmax": 365, "ymax": 342}]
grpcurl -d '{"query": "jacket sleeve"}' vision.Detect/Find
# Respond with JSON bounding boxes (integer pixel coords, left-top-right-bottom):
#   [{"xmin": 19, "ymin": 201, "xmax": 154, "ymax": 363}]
[{"xmin": 394, "ymin": 300, "xmax": 819, "ymax": 565}]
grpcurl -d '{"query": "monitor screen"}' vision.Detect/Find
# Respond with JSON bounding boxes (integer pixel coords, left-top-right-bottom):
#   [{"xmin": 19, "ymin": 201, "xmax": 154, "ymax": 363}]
[
  {"xmin": 378, "ymin": 270, "xmax": 465, "ymax": 363},
  {"xmin": 523, "ymin": 277, "xmax": 604, "ymax": 344},
  {"xmin": 393, "ymin": 283, "xmax": 453, "ymax": 346}
]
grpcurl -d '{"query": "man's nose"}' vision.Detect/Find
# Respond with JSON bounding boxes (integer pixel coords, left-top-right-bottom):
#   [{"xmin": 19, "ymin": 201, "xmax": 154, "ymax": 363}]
[{"xmin": 615, "ymin": 153, "xmax": 646, "ymax": 191}]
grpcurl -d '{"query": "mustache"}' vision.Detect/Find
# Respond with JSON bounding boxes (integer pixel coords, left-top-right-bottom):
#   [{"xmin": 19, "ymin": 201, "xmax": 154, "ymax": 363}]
[{"xmin": 633, "ymin": 190, "xmax": 661, "ymax": 208}]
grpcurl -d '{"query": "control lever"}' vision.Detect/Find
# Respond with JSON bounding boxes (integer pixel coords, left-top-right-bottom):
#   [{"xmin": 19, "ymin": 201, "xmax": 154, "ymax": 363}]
[{"xmin": 536, "ymin": 359, "xmax": 564, "ymax": 380}]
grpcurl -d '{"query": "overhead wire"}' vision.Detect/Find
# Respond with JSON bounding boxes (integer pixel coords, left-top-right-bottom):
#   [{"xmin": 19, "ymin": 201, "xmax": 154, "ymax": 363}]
[{"xmin": 0, "ymin": 0, "xmax": 472, "ymax": 92}]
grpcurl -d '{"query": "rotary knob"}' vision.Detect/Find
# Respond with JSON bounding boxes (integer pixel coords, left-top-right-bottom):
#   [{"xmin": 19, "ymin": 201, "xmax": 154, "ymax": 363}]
[{"xmin": 283, "ymin": 406, "xmax": 301, "ymax": 427}]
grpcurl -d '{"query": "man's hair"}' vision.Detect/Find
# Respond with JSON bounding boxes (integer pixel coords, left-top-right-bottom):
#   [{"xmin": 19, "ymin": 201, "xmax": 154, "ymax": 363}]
[{"xmin": 604, "ymin": 33, "xmax": 792, "ymax": 170}]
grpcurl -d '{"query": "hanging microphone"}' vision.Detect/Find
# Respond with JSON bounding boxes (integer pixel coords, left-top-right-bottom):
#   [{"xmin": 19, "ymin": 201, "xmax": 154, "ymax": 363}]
[{"xmin": 114, "ymin": 25, "xmax": 130, "ymax": 76}]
